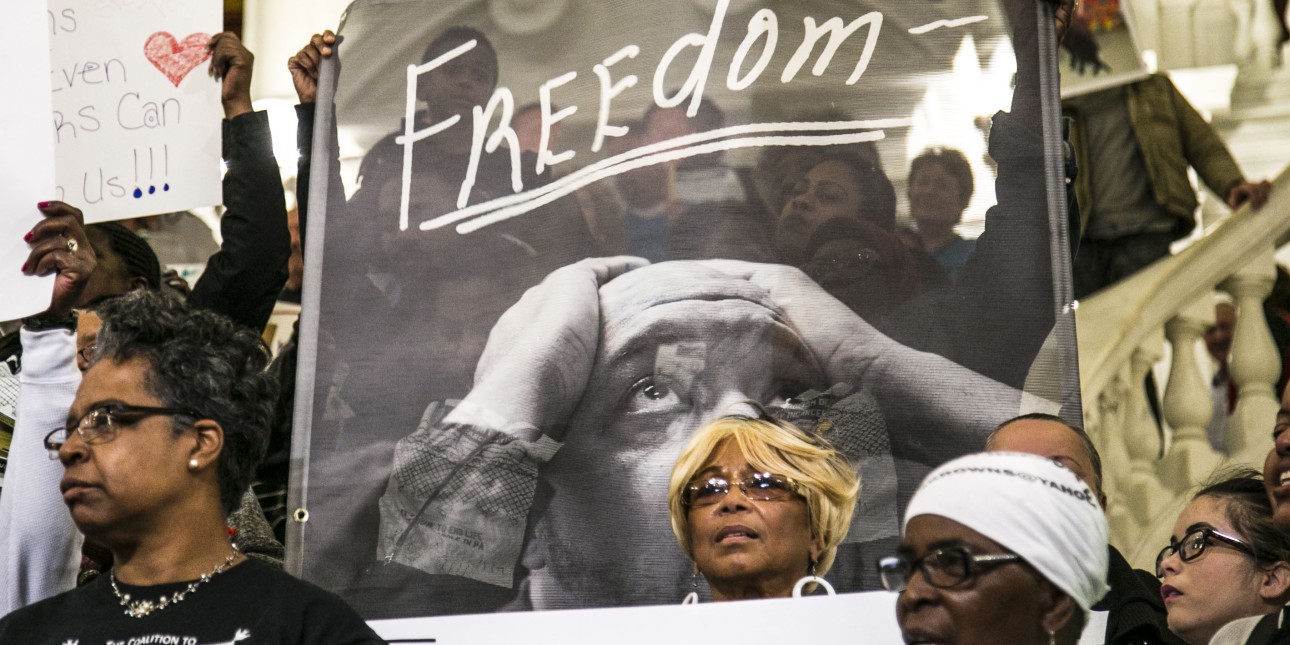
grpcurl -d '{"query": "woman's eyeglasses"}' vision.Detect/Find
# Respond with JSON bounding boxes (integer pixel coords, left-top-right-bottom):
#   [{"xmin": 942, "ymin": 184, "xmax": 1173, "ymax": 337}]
[
  {"xmin": 877, "ymin": 546, "xmax": 1022, "ymax": 592},
  {"xmin": 43, "ymin": 403, "xmax": 200, "ymax": 459},
  {"xmin": 1155, "ymin": 526, "xmax": 1257, "ymax": 577},
  {"xmin": 682, "ymin": 472, "xmax": 801, "ymax": 507}
]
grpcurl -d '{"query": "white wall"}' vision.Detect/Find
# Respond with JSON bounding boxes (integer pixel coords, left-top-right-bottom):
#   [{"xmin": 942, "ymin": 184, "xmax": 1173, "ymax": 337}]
[{"xmin": 243, "ymin": 0, "xmax": 355, "ymax": 102}]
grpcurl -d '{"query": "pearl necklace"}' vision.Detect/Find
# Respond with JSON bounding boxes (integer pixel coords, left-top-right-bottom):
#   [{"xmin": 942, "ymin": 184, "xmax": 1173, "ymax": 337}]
[{"xmin": 110, "ymin": 551, "xmax": 238, "ymax": 618}]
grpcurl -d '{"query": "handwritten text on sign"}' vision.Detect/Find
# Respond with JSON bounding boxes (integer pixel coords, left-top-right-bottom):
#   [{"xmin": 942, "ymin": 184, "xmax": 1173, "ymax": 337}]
[
  {"xmin": 397, "ymin": 0, "xmax": 987, "ymax": 236},
  {"xmin": 48, "ymin": 0, "xmax": 222, "ymax": 223}
]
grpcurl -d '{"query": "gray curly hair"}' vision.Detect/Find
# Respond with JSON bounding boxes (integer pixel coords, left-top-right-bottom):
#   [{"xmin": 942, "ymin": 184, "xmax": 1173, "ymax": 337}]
[{"xmin": 92, "ymin": 290, "xmax": 278, "ymax": 515}]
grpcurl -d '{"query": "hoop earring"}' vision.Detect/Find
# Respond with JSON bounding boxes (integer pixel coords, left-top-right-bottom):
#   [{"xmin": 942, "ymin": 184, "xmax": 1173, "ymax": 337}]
[
  {"xmin": 792, "ymin": 574, "xmax": 836, "ymax": 597},
  {"xmin": 792, "ymin": 559, "xmax": 835, "ymax": 598}
]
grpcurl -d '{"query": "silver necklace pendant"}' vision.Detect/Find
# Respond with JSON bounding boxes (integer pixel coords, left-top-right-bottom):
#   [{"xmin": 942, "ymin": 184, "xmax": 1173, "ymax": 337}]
[{"xmin": 111, "ymin": 551, "xmax": 238, "ymax": 618}]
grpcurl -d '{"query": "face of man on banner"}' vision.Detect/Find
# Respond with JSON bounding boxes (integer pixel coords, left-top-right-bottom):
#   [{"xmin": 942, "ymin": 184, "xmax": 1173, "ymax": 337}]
[{"xmin": 533, "ymin": 262, "xmax": 827, "ymax": 605}]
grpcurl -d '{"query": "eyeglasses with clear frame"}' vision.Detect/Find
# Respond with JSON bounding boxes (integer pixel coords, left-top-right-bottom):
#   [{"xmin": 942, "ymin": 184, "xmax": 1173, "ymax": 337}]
[
  {"xmin": 76, "ymin": 343, "xmax": 96, "ymax": 366},
  {"xmin": 1155, "ymin": 526, "xmax": 1258, "ymax": 578},
  {"xmin": 44, "ymin": 403, "xmax": 200, "ymax": 460},
  {"xmin": 877, "ymin": 546, "xmax": 1023, "ymax": 592},
  {"xmin": 681, "ymin": 472, "xmax": 802, "ymax": 508}
]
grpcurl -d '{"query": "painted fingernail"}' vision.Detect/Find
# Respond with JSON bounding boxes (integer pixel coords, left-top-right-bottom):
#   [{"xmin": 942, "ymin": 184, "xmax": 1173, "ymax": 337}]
[
  {"xmin": 36, "ymin": 201, "xmax": 51, "ymax": 208},
  {"xmin": 23, "ymin": 231, "xmax": 33, "ymax": 242},
  {"xmin": 21, "ymin": 262, "xmax": 28, "ymax": 272}
]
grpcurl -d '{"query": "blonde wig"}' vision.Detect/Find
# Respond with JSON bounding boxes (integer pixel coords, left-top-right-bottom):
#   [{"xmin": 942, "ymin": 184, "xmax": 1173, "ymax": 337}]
[{"xmin": 668, "ymin": 412, "xmax": 860, "ymax": 576}]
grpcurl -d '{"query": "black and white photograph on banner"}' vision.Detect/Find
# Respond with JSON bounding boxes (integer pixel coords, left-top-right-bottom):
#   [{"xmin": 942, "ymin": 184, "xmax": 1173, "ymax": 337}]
[{"xmin": 290, "ymin": 0, "xmax": 1077, "ymax": 619}]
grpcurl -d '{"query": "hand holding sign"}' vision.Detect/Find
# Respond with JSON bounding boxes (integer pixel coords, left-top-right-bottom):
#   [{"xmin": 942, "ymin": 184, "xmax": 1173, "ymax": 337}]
[
  {"xmin": 207, "ymin": 32, "xmax": 255, "ymax": 119},
  {"xmin": 287, "ymin": 31, "xmax": 339, "ymax": 105},
  {"xmin": 21, "ymin": 201, "xmax": 97, "ymax": 319}
]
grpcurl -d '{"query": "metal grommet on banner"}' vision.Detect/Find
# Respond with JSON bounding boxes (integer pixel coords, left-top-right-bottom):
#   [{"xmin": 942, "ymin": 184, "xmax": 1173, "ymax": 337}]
[{"xmin": 293, "ymin": 508, "xmax": 310, "ymax": 523}]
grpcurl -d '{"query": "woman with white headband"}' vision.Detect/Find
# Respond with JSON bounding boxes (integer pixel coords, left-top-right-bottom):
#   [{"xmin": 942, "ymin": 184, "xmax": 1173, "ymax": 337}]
[{"xmin": 880, "ymin": 452, "xmax": 1110, "ymax": 645}]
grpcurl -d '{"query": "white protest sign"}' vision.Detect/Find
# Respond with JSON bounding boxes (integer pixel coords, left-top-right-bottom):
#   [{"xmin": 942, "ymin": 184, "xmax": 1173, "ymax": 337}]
[
  {"xmin": 49, "ymin": 0, "xmax": 222, "ymax": 223},
  {"xmin": 372, "ymin": 590, "xmax": 905, "ymax": 645},
  {"xmin": 0, "ymin": 2, "xmax": 57, "ymax": 321}
]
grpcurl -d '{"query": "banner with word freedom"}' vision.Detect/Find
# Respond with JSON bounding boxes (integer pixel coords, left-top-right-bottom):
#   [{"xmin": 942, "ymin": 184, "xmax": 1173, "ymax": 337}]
[
  {"xmin": 48, "ymin": 0, "xmax": 222, "ymax": 222},
  {"xmin": 291, "ymin": 0, "xmax": 1076, "ymax": 623}
]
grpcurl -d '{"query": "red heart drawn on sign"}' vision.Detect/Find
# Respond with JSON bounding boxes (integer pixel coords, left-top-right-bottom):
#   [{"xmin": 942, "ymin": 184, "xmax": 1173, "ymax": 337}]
[{"xmin": 144, "ymin": 32, "xmax": 212, "ymax": 87}]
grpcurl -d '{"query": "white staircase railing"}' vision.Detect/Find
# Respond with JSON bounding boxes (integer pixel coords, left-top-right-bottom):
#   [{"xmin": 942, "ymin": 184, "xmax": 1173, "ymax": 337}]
[{"xmin": 1077, "ymin": 165, "xmax": 1290, "ymax": 572}]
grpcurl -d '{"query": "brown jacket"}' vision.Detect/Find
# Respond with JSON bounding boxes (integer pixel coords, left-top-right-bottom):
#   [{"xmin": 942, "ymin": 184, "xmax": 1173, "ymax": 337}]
[{"xmin": 1064, "ymin": 74, "xmax": 1244, "ymax": 239}]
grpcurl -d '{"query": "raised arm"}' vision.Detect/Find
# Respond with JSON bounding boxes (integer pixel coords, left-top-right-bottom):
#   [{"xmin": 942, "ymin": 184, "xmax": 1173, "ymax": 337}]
[{"xmin": 187, "ymin": 33, "xmax": 289, "ymax": 331}]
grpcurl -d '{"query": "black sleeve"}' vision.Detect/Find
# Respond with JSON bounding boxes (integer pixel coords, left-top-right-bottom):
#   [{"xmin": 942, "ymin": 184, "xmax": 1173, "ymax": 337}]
[
  {"xmin": 187, "ymin": 111, "xmax": 290, "ymax": 331},
  {"xmin": 885, "ymin": 6, "xmax": 1054, "ymax": 389},
  {"xmin": 295, "ymin": 103, "xmax": 316, "ymax": 250}
]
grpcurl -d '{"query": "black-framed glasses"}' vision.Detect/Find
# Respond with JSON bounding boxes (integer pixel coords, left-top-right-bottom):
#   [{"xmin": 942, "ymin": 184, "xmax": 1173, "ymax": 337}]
[
  {"xmin": 877, "ymin": 547, "xmax": 1022, "ymax": 592},
  {"xmin": 682, "ymin": 472, "xmax": 801, "ymax": 508},
  {"xmin": 44, "ymin": 403, "xmax": 200, "ymax": 460},
  {"xmin": 77, "ymin": 343, "xmax": 96, "ymax": 365},
  {"xmin": 1155, "ymin": 526, "xmax": 1258, "ymax": 578}
]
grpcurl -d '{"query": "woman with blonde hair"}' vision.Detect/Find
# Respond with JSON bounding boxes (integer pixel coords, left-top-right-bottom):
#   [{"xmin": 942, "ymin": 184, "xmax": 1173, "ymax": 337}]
[{"xmin": 667, "ymin": 410, "xmax": 860, "ymax": 602}]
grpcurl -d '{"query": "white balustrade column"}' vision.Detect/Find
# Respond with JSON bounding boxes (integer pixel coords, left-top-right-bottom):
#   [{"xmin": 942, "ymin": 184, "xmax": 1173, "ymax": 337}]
[
  {"xmin": 1220, "ymin": 249, "xmax": 1280, "ymax": 465},
  {"xmin": 1118, "ymin": 336, "xmax": 1169, "ymax": 538},
  {"xmin": 1157, "ymin": 0, "xmax": 1199, "ymax": 68},
  {"xmin": 1159, "ymin": 298, "xmax": 1223, "ymax": 493}
]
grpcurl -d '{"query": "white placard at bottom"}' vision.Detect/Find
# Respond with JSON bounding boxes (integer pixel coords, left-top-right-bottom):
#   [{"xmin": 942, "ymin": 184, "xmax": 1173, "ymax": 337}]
[{"xmin": 372, "ymin": 591, "xmax": 902, "ymax": 644}]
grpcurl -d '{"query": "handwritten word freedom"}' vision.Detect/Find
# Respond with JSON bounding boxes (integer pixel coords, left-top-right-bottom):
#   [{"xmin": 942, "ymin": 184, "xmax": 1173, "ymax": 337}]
[{"xmin": 396, "ymin": 0, "xmax": 970, "ymax": 234}]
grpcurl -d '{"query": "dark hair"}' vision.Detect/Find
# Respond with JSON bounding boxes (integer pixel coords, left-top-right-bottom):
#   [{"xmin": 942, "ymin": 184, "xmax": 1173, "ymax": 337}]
[
  {"xmin": 87, "ymin": 222, "xmax": 161, "ymax": 291},
  {"xmin": 1195, "ymin": 468, "xmax": 1290, "ymax": 567},
  {"xmin": 813, "ymin": 152, "xmax": 897, "ymax": 232},
  {"xmin": 93, "ymin": 290, "xmax": 278, "ymax": 515},
  {"xmin": 987, "ymin": 412, "xmax": 1103, "ymax": 496},
  {"xmin": 421, "ymin": 25, "xmax": 498, "ymax": 87},
  {"xmin": 909, "ymin": 147, "xmax": 974, "ymax": 206}
]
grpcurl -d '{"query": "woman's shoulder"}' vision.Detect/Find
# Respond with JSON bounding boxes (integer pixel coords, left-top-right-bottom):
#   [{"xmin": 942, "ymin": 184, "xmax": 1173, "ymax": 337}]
[
  {"xmin": 226, "ymin": 559, "xmax": 383, "ymax": 640},
  {"xmin": 1207, "ymin": 612, "xmax": 1272, "ymax": 645},
  {"xmin": 0, "ymin": 577, "xmax": 110, "ymax": 635}
]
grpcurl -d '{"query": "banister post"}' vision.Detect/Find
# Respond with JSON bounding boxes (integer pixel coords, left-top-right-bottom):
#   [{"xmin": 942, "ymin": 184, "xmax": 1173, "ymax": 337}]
[
  {"xmin": 1159, "ymin": 298, "xmax": 1224, "ymax": 493},
  {"xmin": 1220, "ymin": 248, "xmax": 1280, "ymax": 465}
]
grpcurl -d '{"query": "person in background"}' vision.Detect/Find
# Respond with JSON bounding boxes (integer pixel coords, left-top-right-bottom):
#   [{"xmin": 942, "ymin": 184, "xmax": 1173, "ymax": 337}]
[
  {"xmin": 1220, "ymin": 384, "xmax": 1290, "ymax": 642},
  {"xmin": 666, "ymin": 411, "xmax": 859, "ymax": 601},
  {"xmin": 1158, "ymin": 471, "xmax": 1290, "ymax": 645},
  {"xmin": 0, "ymin": 291, "xmax": 382, "ymax": 643},
  {"xmin": 883, "ymin": 451, "xmax": 1109, "ymax": 645},
  {"xmin": 1064, "ymin": 74, "xmax": 1272, "ymax": 299},
  {"xmin": 987, "ymin": 413, "xmax": 1186, "ymax": 644},
  {"xmin": 774, "ymin": 153, "xmax": 918, "ymax": 323},
  {"xmin": 1206, "ymin": 300, "xmax": 1238, "ymax": 450},
  {"xmin": 907, "ymin": 147, "xmax": 976, "ymax": 281}
]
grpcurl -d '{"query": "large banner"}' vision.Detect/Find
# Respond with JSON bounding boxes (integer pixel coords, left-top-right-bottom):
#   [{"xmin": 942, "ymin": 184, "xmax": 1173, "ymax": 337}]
[{"xmin": 291, "ymin": 0, "xmax": 1076, "ymax": 623}]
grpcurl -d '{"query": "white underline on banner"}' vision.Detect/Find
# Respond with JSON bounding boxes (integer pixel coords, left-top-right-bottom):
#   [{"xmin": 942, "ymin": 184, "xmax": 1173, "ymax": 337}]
[
  {"xmin": 908, "ymin": 15, "xmax": 988, "ymax": 35},
  {"xmin": 416, "ymin": 118, "xmax": 909, "ymax": 234}
]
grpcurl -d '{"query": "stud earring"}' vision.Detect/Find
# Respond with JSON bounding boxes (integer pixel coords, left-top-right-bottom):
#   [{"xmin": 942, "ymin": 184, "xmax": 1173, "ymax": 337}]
[{"xmin": 188, "ymin": 458, "xmax": 199, "ymax": 470}]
